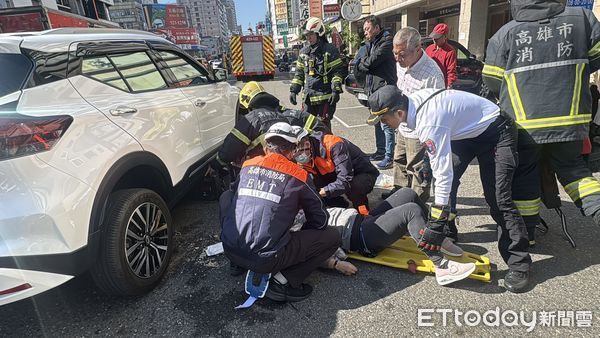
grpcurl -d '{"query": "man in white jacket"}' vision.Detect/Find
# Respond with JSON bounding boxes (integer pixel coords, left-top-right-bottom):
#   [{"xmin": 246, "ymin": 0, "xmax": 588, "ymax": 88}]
[{"xmin": 368, "ymin": 85, "xmax": 532, "ymax": 293}]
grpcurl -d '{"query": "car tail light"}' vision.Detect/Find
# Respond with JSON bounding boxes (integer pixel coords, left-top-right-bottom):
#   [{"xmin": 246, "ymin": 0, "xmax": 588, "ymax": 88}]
[
  {"xmin": 0, "ymin": 114, "xmax": 73, "ymax": 161},
  {"xmin": 0, "ymin": 283, "xmax": 32, "ymax": 296}
]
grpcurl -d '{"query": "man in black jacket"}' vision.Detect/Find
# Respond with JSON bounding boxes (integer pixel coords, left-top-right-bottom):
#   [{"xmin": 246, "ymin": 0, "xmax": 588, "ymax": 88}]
[{"xmin": 357, "ymin": 15, "xmax": 398, "ymax": 169}]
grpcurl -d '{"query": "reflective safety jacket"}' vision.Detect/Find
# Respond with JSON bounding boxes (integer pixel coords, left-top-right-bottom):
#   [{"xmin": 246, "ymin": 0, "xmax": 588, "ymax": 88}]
[
  {"xmin": 290, "ymin": 40, "xmax": 345, "ymax": 105},
  {"xmin": 302, "ymin": 133, "xmax": 378, "ymax": 198},
  {"xmin": 217, "ymin": 107, "xmax": 327, "ymax": 165},
  {"xmin": 483, "ymin": 0, "xmax": 600, "ymax": 144},
  {"xmin": 221, "ymin": 153, "xmax": 328, "ymax": 266}
]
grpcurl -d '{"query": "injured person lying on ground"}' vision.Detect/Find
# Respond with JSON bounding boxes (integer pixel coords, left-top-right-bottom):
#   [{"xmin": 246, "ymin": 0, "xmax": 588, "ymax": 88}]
[{"xmin": 293, "ymin": 188, "xmax": 476, "ymax": 286}]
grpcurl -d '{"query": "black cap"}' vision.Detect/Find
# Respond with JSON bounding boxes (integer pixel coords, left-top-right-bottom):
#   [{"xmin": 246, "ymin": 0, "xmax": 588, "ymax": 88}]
[
  {"xmin": 366, "ymin": 85, "xmax": 405, "ymax": 125},
  {"xmin": 249, "ymin": 92, "xmax": 280, "ymax": 111}
]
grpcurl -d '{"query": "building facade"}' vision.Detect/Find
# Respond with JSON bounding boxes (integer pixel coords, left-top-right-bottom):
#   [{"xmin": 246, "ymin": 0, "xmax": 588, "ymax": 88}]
[
  {"xmin": 177, "ymin": 0, "xmax": 228, "ymax": 56},
  {"xmin": 5, "ymin": 0, "xmax": 114, "ymax": 23},
  {"xmin": 109, "ymin": 0, "xmax": 146, "ymax": 30},
  {"xmin": 223, "ymin": 0, "xmax": 239, "ymax": 35}
]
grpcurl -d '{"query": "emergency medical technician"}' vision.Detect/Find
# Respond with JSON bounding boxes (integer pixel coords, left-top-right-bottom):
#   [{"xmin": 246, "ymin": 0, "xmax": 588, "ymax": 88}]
[
  {"xmin": 290, "ymin": 17, "xmax": 345, "ymax": 130},
  {"xmin": 368, "ymin": 85, "xmax": 532, "ymax": 293},
  {"xmin": 483, "ymin": 0, "xmax": 600, "ymax": 240},
  {"xmin": 221, "ymin": 122, "xmax": 340, "ymax": 302},
  {"xmin": 294, "ymin": 127, "xmax": 379, "ymax": 209},
  {"xmin": 216, "ymin": 81, "xmax": 327, "ymax": 167}
]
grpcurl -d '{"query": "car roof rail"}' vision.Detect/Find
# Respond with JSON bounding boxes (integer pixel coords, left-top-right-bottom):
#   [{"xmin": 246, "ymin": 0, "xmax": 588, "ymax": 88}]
[{"xmin": 42, "ymin": 28, "xmax": 158, "ymax": 37}]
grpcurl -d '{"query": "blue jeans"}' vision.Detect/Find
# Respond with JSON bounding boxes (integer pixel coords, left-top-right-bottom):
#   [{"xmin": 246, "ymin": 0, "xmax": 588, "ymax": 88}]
[{"xmin": 374, "ymin": 121, "xmax": 395, "ymax": 160}]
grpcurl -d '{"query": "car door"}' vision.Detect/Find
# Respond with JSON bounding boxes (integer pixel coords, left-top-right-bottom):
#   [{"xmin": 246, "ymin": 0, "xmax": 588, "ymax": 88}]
[
  {"xmin": 151, "ymin": 48, "xmax": 236, "ymax": 153},
  {"xmin": 68, "ymin": 41, "xmax": 204, "ymax": 186}
]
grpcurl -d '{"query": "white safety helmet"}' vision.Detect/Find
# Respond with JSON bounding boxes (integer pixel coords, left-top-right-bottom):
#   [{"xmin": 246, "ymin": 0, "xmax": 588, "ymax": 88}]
[
  {"xmin": 265, "ymin": 122, "xmax": 300, "ymax": 144},
  {"xmin": 305, "ymin": 17, "xmax": 325, "ymax": 37}
]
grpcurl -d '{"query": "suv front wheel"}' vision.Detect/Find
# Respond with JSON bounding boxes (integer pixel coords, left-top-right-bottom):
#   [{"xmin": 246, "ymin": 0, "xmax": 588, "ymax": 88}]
[{"xmin": 91, "ymin": 189, "xmax": 173, "ymax": 296}]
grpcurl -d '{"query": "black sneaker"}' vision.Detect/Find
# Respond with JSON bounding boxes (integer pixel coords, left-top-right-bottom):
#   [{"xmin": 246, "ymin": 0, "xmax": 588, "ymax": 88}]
[
  {"xmin": 264, "ymin": 279, "xmax": 313, "ymax": 302},
  {"xmin": 369, "ymin": 153, "xmax": 385, "ymax": 161},
  {"xmin": 594, "ymin": 210, "xmax": 600, "ymax": 226},
  {"xmin": 381, "ymin": 186, "xmax": 401, "ymax": 199},
  {"xmin": 504, "ymin": 270, "xmax": 529, "ymax": 293}
]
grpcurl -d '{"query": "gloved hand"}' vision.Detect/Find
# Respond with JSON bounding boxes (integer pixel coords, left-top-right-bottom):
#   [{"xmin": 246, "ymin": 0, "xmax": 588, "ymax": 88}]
[
  {"xmin": 328, "ymin": 91, "xmax": 340, "ymax": 105},
  {"xmin": 290, "ymin": 92, "xmax": 297, "ymax": 105},
  {"xmin": 418, "ymin": 204, "xmax": 450, "ymax": 252}
]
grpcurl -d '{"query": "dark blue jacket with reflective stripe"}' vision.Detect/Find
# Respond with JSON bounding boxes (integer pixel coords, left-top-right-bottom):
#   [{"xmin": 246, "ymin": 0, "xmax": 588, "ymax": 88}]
[{"xmin": 483, "ymin": 0, "xmax": 600, "ymax": 143}]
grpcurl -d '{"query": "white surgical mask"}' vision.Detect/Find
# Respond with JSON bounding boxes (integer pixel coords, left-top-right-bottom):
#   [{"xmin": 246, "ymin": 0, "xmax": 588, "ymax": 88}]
[{"xmin": 294, "ymin": 153, "xmax": 311, "ymax": 164}]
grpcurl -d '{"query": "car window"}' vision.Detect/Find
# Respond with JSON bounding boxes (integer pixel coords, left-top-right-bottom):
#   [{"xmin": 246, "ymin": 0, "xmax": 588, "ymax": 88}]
[
  {"xmin": 157, "ymin": 51, "xmax": 208, "ymax": 87},
  {"xmin": 109, "ymin": 52, "xmax": 168, "ymax": 92},
  {"xmin": 81, "ymin": 56, "xmax": 129, "ymax": 91},
  {"xmin": 0, "ymin": 53, "xmax": 32, "ymax": 97}
]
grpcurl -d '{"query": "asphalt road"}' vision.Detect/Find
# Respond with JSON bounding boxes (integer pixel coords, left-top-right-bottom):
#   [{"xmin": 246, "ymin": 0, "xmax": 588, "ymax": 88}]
[{"xmin": 2, "ymin": 73, "xmax": 600, "ymax": 337}]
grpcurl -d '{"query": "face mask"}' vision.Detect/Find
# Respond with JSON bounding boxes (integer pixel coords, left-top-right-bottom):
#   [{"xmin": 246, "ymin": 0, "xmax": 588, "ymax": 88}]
[{"xmin": 294, "ymin": 153, "xmax": 311, "ymax": 164}]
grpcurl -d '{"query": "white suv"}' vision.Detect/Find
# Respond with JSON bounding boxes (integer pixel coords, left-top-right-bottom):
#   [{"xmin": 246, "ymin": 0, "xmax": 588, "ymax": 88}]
[{"xmin": 0, "ymin": 29, "xmax": 238, "ymax": 306}]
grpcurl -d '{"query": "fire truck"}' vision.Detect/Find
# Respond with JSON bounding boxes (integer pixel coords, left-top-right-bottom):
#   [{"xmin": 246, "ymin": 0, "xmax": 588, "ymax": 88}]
[
  {"xmin": 0, "ymin": 6, "xmax": 119, "ymax": 33},
  {"xmin": 230, "ymin": 35, "xmax": 276, "ymax": 81}
]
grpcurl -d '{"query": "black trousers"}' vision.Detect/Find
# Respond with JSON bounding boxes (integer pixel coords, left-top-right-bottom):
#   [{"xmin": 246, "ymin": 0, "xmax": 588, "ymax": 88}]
[
  {"xmin": 449, "ymin": 116, "xmax": 531, "ymax": 272},
  {"xmin": 306, "ymin": 101, "xmax": 336, "ymax": 131},
  {"xmin": 512, "ymin": 131, "xmax": 600, "ymax": 228}
]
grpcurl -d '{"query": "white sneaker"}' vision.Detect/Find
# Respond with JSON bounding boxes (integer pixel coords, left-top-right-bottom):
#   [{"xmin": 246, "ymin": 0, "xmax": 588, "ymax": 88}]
[
  {"xmin": 435, "ymin": 260, "xmax": 476, "ymax": 286},
  {"xmin": 440, "ymin": 237, "xmax": 464, "ymax": 257}
]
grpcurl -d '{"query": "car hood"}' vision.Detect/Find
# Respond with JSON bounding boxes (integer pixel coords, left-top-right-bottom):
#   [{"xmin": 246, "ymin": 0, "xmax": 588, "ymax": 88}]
[{"xmin": 511, "ymin": 0, "xmax": 565, "ymax": 22}]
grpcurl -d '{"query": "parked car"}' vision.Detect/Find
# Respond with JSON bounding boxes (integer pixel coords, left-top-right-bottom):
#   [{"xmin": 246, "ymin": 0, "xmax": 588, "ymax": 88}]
[
  {"xmin": 0, "ymin": 28, "xmax": 238, "ymax": 306},
  {"xmin": 345, "ymin": 38, "xmax": 494, "ymax": 106}
]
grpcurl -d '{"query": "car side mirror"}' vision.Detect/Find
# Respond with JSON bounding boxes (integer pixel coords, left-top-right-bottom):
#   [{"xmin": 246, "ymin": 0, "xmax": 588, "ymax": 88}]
[{"xmin": 214, "ymin": 69, "xmax": 227, "ymax": 82}]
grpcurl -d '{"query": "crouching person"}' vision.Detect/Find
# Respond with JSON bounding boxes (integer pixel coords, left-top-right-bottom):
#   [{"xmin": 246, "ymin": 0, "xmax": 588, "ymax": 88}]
[{"xmin": 220, "ymin": 122, "xmax": 341, "ymax": 302}]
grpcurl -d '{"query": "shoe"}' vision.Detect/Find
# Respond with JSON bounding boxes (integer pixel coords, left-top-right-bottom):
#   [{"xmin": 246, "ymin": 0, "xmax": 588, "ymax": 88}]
[
  {"xmin": 594, "ymin": 210, "xmax": 600, "ymax": 226},
  {"xmin": 504, "ymin": 270, "xmax": 529, "ymax": 293},
  {"xmin": 369, "ymin": 153, "xmax": 385, "ymax": 161},
  {"xmin": 376, "ymin": 158, "xmax": 393, "ymax": 170},
  {"xmin": 435, "ymin": 260, "xmax": 476, "ymax": 286},
  {"xmin": 440, "ymin": 238, "xmax": 463, "ymax": 257},
  {"xmin": 264, "ymin": 279, "xmax": 313, "ymax": 302},
  {"xmin": 381, "ymin": 186, "xmax": 400, "ymax": 199},
  {"xmin": 229, "ymin": 261, "xmax": 246, "ymax": 276}
]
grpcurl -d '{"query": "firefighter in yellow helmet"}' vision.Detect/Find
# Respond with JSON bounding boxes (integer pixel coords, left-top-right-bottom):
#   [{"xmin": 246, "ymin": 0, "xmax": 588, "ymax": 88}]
[
  {"xmin": 290, "ymin": 17, "xmax": 345, "ymax": 130},
  {"xmin": 214, "ymin": 81, "xmax": 329, "ymax": 169}
]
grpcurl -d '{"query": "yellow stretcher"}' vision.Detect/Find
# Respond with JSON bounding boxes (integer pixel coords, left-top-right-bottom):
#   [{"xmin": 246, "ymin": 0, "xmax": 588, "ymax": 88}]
[{"xmin": 347, "ymin": 236, "xmax": 491, "ymax": 282}]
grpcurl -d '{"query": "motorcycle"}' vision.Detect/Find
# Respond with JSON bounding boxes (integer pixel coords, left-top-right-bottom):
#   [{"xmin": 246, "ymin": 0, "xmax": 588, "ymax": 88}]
[{"xmin": 278, "ymin": 62, "xmax": 290, "ymax": 72}]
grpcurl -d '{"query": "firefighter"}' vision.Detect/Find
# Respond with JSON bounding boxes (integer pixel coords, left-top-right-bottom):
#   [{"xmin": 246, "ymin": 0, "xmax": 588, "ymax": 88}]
[
  {"xmin": 290, "ymin": 17, "xmax": 345, "ymax": 130},
  {"xmin": 482, "ymin": 0, "xmax": 600, "ymax": 245},
  {"xmin": 293, "ymin": 127, "xmax": 379, "ymax": 210},
  {"xmin": 368, "ymin": 85, "xmax": 532, "ymax": 293},
  {"xmin": 215, "ymin": 81, "xmax": 328, "ymax": 168}
]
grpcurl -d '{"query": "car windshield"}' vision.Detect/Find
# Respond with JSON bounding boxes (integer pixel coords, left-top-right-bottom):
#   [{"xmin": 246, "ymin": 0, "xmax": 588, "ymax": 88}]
[{"xmin": 0, "ymin": 54, "xmax": 33, "ymax": 97}]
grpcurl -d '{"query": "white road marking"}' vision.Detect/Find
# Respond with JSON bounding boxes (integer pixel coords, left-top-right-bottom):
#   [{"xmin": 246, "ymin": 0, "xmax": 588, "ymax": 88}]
[{"xmin": 333, "ymin": 115, "xmax": 368, "ymax": 129}]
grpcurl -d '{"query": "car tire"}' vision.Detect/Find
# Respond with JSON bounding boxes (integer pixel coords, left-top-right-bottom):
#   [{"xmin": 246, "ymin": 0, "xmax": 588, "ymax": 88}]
[{"xmin": 91, "ymin": 188, "xmax": 173, "ymax": 296}]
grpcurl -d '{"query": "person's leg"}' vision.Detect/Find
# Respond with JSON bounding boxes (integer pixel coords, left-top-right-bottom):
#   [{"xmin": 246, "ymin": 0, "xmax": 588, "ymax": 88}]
[
  {"xmin": 346, "ymin": 172, "xmax": 377, "ymax": 208},
  {"xmin": 550, "ymin": 141, "xmax": 600, "ymax": 220},
  {"xmin": 444, "ymin": 138, "xmax": 477, "ymax": 241},
  {"xmin": 370, "ymin": 187, "xmax": 428, "ymax": 216},
  {"xmin": 479, "ymin": 121, "xmax": 531, "ymax": 274},
  {"xmin": 393, "ymin": 132, "xmax": 409, "ymax": 188},
  {"xmin": 382, "ymin": 123, "xmax": 396, "ymax": 163},
  {"xmin": 373, "ymin": 121, "xmax": 386, "ymax": 157},
  {"xmin": 511, "ymin": 129, "xmax": 542, "ymax": 246},
  {"xmin": 405, "ymin": 137, "xmax": 431, "ymax": 202},
  {"xmin": 270, "ymin": 227, "xmax": 341, "ymax": 288}
]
